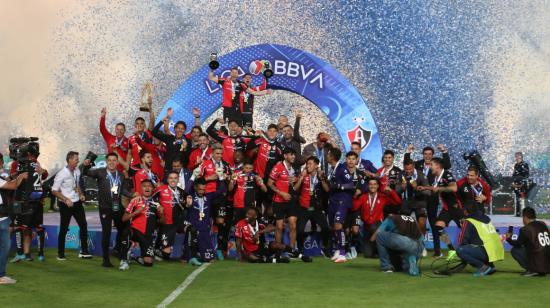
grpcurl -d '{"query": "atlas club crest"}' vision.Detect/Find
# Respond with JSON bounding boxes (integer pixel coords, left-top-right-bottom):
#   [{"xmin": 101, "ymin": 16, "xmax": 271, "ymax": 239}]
[{"xmin": 347, "ymin": 116, "xmax": 372, "ymax": 150}]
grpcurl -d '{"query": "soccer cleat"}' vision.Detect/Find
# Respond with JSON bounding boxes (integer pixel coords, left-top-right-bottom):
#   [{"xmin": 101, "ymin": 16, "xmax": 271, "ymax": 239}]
[
  {"xmin": 0, "ymin": 276, "xmax": 17, "ymax": 285},
  {"xmin": 407, "ymin": 255, "xmax": 420, "ymax": 276},
  {"xmin": 521, "ymin": 271, "xmax": 545, "ymax": 277},
  {"xmin": 321, "ymin": 248, "xmax": 332, "ymax": 259},
  {"xmin": 25, "ymin": 255, "xmax": 34, "ymax": 262},
  {"xmin": 330, "ymin": 251, "xmax": 341, "ymax": 261},
  {"xmin": 383, "ymin": 269, "xmax": 394, "ymax": 273},
  {"xmin": 38, "ymin": 255, "xmax": 45, "ymax": 262},
  {"xmin": 446, "ymin": 250, "xmax": 459, "ymax": 262},
  {"xmin": 473, "ymin": 265, "xmax": 493, "ymax": 277},
  {"xmin": 119, "ymin": 260, "xmax": 130, "ymax": 271},
  {"xmin": 10, "ymin": 254, "xmax": 25, "ymax": 263},
  {"xmin": 301, "ymin": 255, "xmax": 313, "ymax": 263},
  {"xmin": 56, "ymin": 256, "xmax": 67, "ymax": 261},
  {"xmin": 350, "ymin": 247, "xmax": 358, "ymax": 259},
  {"xmin": 345, "ymin": 252, "xmax": 353, "ymax": 260},
  {"xmin": 433, "ymin": 249, "xmax": 443, "ymax": 258},
  {"xmin": 277, "ymin": 257, "xmax": 290, "ymax": 263},
  {"xmin": 334, "ymin": 255, "xmax": 347, "ymax": 263},
  {"xmin": 287, "ymin": 251, "xmax": 300, "ymax": 259},
  {"xmin": 422, "ymin": 248, "xmax": 428, "ymax": 257},
  {"xmin": 189, "ymin": 258, "xmax": 202, "ymax": 266},
  {"xmin": 216, "ymin": 249, "xmax": 225, "ymax": 261}
]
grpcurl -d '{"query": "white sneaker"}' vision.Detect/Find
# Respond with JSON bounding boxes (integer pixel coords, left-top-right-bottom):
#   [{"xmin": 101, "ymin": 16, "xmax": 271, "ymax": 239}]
[
  {"xmin": 350, "ymin": 247, "xmax": 358, "ymax": 259},
  {"xmin": 119, "ymin": 261, "xmax": 130, "ymax": 271},
  {"xmin": 0, "ymin": 276, "xmax": 17, "ymax": 284},
  {"xmin": 334, "ymin": 255, "xmax": 347, "ymax": 263},
  {"xmin": 78, "ymin": 253, "xmax": 93, "ymax": 259},
  {"xmin": 57, "ymin": 256, "xmax": 67, "ymax": 261},
  {"xmin": 422, "ymin": 248, "xmax": 428, "ymax": 257},
  {"xmin": 330, "ymin": 251, "xmax": 341, "ymax": 261}
]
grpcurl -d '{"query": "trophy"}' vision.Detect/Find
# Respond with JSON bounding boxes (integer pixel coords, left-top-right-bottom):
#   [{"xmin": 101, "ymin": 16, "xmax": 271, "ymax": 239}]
[
  {"xmin": 209, "ymin": 53, "xmax": 219, "ymax": 70},
  {"xmin": 262, "ymin": 60, "xmax": 273, "ymax": 79},
  {"xmin": 139, "ymin": 82, "xmax": 153, "ymax": 112}
]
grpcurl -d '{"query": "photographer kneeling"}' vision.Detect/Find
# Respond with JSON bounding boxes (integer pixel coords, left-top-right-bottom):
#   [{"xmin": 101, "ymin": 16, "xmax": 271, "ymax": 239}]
[
  {"xmin": 506, "ymin": 207, "xmax": 550, "ymax": 277},
  {"xmin": 455, "ymin": 202, "xmax": 504, "ymax": 277}
]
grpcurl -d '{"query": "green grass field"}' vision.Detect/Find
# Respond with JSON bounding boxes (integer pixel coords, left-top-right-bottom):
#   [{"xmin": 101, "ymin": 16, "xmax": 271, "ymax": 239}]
[{"xmin": 3, "ymin": 249, "xmax": 550, "ymax": 307}]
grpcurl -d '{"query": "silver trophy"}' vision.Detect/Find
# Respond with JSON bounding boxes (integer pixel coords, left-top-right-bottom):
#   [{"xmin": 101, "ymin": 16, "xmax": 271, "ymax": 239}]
[{"xmin": 209, "ymin": 53, "xmax": 219, "ymax": 70}]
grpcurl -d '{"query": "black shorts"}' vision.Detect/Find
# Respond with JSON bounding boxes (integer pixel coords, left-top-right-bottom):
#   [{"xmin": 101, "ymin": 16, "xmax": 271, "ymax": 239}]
[
  {"xmin": 131, "ymin": 228, "xmax": 154, "ymax": 258},
  {"xmin": 223, "ymin": 106, "xmax": 240, "ymax": 124},
  {"xmin": 401, "ymin": 199, "xmax": 427, "ymax": 218},
  {"xmin": 345, "ymin": 210, "xmax": 361, "ymax": 228},
  {"xmin": 13, "ymin": 201, "xmax": 43, "ymax": 228},
  {"xmin": 210, "ymin": 196, "xmax": 229, "ymax": 218},
  {"xmin": 158, "ymin": 224, "xmax": 178, "ymax": 248},
  {"xmin": 273, "ymin": 202, "xmax": 297, "ymax": 221},
  {"xmin": 437, "ymin": 206, "xmax": 465, "ymax": 226}
]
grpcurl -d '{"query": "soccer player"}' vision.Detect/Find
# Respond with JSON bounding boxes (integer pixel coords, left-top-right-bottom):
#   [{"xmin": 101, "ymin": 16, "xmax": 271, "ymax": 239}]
[
  {"xmin": 506, "ymin": 207, "xmax": 550, "ymax": 276},
  {"xmin": 279, "ymin": 111, "xmax": 307, "ymax": 168},
  {"xmin": 51, "ymin": 151, "xmax": 92, "ymax": 260},
  {"xmin": 370, "ymin": 213, "xmax": 424, "ymax": 276},
  {"xmin": 153, "ymin": 171, "xmax": 187, "ymax": 260},
  {"xmin": 127, "ymin": 110, "xmax": 156, "ymax": 167},
  {"xmin": 131, "ymin": 136, "xmax": 166, "ymax": 182},
  {"xmin": 399, "ymin": 159, "xmax": 431, "ymax": 236},
  {"xmin": 377, "ymin": 150, "xmax": 402, "ymax": 192},
  {"xmin": 293, "ymin": 156, "xmax": 330, "ymax": 261},
  {"xmin": 100, "ymin": 107, "xmax": 129, "ymax": 171},
  {"xmin": 206, "ymin": 118, "xmax": 255, "ymax": 166},
  {"xmin": 119, "ymin": 180, "xmax": 165, "ymax": 270},
  {"xmin": 326, "ymin": 151, "xmax": 363, "ymax": 263},
  {"xmin": 235, "ymin": 73, "xmax": 272, "ymax": 128},
  {"xmin": 345, "ymin": 163, "xmax": 366, "ymax": 260},
  {"xmin": 128, "ymin": 151, "xmax": 160, "ymax": 196},
  {"xmin": 228, "ymin": 161, "xmax": 268, "ymax": 223},
  {"xmin": 10, "ymin": 150, "xmax": 48, "ymax": 263},
  {"xmin": 457, "ymin": 166, "xmax": 491, "ymax": 213},
  {"xmin": 152, "ymin": 116, "xmax": 191, "ymax": 172},
  {"xmin": 198, "ymin": 144, "xmax": 229, "ymax": 260},
  {"xmin": 351, "ymin": 141, "xmax": 377, "ymax": 177},
  {"xmin": 208, "ymin": 67, "xmax": 241, "ymax": 123},
  {"xmin": 187, "ymin": 133, "xmax": 212, "ymax": 171},
  {"xmin": 183, "ymin": 177, "xmax": 226, "ymax": 265},
  {"xmin": 82, "ymin": 153, "xmax": 128, "ymax": 267},
  {"xmin": 359, "ymin": 179, "xmax": 402, "ymax": 258},
  {"xmin": 417, "ymin": 158, "xmax": 461, "ymax": 258},
  {"xmin": 403, "ymin": 144, "xmax": 451, "ymax": 178},
  {"xmin": 455, "ymin": 202, "xmax": 504, "ymax": 277},
  {"xmin": 303, "ymin": 132, "xmax": 332, "ymax": 172},
  {"xmin": 268, "ymin": 148, "xmax": 299, "ymax": 257},
  {"xmin": 235, "ymin": 207, "xmax": 292, "ymax": 263}
]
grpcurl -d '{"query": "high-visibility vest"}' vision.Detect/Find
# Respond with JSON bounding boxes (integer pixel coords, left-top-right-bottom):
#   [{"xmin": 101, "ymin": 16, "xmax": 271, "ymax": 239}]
[{"xmin": 467, "ymin": 218, "xmax": 505, "ymax": 262}]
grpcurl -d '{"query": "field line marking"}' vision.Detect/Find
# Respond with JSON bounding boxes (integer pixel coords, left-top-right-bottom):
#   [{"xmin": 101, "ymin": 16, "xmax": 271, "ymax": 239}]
[{"xmin": 157, "ymin": 263, "xmax": 211, "ymax": 308}]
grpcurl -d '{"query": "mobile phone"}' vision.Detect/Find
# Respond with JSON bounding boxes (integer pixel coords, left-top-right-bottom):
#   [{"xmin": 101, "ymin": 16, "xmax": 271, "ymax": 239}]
[{"xmin": 508, "ymin": 226, "xmax": 514, "ymax": 233}]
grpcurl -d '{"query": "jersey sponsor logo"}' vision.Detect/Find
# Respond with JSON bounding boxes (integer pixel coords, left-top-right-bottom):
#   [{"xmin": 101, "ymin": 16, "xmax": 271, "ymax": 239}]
[{"xmin": 347, "ymin": 117, "xmax": 372, "ymax": 150}]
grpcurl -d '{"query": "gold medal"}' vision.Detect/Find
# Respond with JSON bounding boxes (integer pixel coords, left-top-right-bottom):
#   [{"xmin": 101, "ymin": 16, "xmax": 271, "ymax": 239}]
[
  {"xmin": 199, "ymin": 212, "xmax": 205, "ymax": 221},
  {"xmin": 180, "ymin": 143, "xmax": 185, "ymax": 151}
]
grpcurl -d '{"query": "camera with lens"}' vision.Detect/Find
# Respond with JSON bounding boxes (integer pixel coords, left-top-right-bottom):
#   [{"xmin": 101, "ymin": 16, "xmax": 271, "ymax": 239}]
[{"xmin": 9, "ymin": 137, "xmax": 40, "ymax": 175}]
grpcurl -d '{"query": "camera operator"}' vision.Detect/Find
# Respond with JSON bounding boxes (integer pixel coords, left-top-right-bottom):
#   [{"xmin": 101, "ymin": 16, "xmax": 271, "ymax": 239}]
[
  {"xmin": 83, "ymin": 153, "xmax": 129, "ymax": 267},
  {"xmin": 506, "ymin": 207, "xmax": 550, "ymax": 277},
  {"xmin": 51, "ymin": 151, "xmax": 92, "ymax": 260},
  {"xmin": 0, "ymin": 152, "xmax": 28, "ymax": 285},
  {"xmin": 10, "ymin": 146, "xmax": 49, "ymax": 263},
  {"xmin": 512, "ymin": 152, "xmax": 530, "ymax": 216}
]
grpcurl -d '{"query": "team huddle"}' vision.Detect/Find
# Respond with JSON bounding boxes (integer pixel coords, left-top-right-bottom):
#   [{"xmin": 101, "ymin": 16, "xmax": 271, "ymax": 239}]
[{"xmin": 3, "ymin": 66, "xmax": 549, "ymax": 282}]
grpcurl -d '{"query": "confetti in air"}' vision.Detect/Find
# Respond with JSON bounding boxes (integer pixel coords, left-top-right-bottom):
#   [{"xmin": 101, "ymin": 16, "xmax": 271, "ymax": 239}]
[{"xmin": 0, "ymin": 1, "xmax": 548, "ymax": 178}]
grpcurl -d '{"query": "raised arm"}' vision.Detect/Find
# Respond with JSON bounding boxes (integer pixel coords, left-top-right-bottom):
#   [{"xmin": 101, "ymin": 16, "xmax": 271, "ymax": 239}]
[
  {"xmin": 206, "ymin": 118, "xmax": 225, "ymax": 143},
  {"xmin": 100, "ymin": 107, "xmax": 114, "ymax": 140},
  {"xmin": 152, "ymin": 119, "xmax": 170, "ymax": 143},
  {"xmin": 208, "ymin": 70, "xmax": 219, "ymax": 84},
  {"xmin": 293, "ymin": 111, "xmax": 306, "ymax": 144}
]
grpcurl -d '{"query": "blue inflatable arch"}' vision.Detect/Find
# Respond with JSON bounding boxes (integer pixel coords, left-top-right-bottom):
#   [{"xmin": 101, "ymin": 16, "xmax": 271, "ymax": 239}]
[{"xmin": 158, "ymin": 44, "xmax": 382, "ymax": 164}]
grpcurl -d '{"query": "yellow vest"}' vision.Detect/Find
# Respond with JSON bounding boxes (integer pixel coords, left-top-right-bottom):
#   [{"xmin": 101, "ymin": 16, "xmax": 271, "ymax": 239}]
[{"xmin": 466, "ymin": 218, "xmax": 505, "ymax": 262}]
